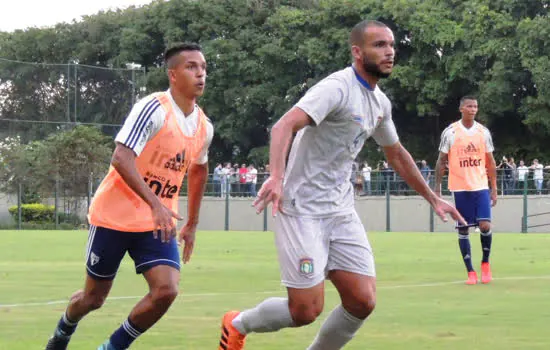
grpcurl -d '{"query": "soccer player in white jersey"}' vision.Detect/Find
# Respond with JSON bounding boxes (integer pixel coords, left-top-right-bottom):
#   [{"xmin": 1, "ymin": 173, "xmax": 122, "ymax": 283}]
[{"xmin": 218, "ymin": 20, "xmax": 465, "ymax": 350}]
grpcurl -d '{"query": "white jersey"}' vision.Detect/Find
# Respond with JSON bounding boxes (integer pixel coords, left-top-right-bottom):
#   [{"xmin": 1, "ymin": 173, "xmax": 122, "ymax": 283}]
[
  {"xmin": 438, "ymin": 121, "xmax": 494, "ymax": 154},
  {"xmin": 115, "ymin": 89, "xmax": 214, "ymax": 164},
  {"xmin": 282, "ymin": 66, "xmax": 399, "ymax": 217}
]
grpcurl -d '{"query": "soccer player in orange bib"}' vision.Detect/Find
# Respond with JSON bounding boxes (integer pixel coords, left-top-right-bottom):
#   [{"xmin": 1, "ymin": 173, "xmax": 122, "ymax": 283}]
[
  {"xmin": 45, "ymin": 43, "xmax": 213, "ymax": 350},
  {"xmin": 435, "ymin": 96, "xmax": 497, "ymax": 285}
]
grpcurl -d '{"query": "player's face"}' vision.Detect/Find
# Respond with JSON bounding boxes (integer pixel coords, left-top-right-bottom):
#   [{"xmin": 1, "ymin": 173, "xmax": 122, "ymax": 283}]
[
  {"xmin": 459, "ymin": 99, "xmax": 478, "ymax": 120},
  {"xmin": 168, "ymin": 50, "xmax": 207, "ymax": 98},
  {"xmin": 354, "ymin": 26, "xmax": 395, "ymax": 78}
]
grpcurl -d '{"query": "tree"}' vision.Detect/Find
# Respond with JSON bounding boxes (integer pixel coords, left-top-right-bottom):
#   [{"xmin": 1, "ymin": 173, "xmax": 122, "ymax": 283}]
[{"xmin": 23, "ymin": 126, "xmax": 113, "ymax": 213}]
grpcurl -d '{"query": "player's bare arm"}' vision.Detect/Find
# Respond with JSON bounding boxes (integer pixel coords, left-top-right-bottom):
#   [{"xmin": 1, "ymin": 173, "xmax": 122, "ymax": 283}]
[
  {"xmin": 486, "ymin": 152, "xmax": 498, "ymax": 206},
  {"xmin": 111, "ymin": 142, "xmax": 182, "ymax": 241},
  {"xmin": 253, "ymin": 106, "xmax": 313, "ymax": 216},
  {"xmin": 434, "ymin": 151, "xmax": 448, "ymax": 196},
  {"xmin": 179, "ymin": 162, "xmax": 208, "ymax": 263},
  {"xmin": 383, "ymin": 142, "xmax": 466, "ymax": 225}
]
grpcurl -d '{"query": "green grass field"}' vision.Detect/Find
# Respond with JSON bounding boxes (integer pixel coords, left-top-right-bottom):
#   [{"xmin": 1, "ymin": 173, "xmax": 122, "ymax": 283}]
[{"xmin": 1, "ymin": 230, "xmax": 550, "ymax": 350}]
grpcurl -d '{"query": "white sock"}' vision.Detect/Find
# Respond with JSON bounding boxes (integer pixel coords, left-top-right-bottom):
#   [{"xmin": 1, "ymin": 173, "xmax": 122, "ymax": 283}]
[
  {"xmin": 232, "ymin": 297, "xmax": 294, "ymax": 335},
  {"xmin": 307, "ymin": 305, "xmax": 364, "ymax": 350}
]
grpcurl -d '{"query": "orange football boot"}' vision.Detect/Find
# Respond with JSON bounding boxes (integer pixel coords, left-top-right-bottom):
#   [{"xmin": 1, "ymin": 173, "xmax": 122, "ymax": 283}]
[
  {"xmin": 481, "ymin": 262, "xmax": 492, "ymax": 284},
  {"xmin": 466, "ymin": 271, "xmax": 478, "ymax": 285},
  {"xmin": 219, "ymin": 311, "xmax": 246, "ymax": 350}
]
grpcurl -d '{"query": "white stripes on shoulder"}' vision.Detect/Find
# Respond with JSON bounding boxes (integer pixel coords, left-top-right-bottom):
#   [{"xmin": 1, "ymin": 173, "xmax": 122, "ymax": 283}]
[{"xmin": 124, "ymin": 97, "xmax": 161, "ymax": 149}]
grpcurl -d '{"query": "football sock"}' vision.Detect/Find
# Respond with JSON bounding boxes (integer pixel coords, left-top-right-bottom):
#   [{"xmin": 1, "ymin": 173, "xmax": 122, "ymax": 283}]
[
  {"xmin": 458, "ymin": 233, "xmax": 474, "ymax": 272},
  {"xmin": 233, "ymin": 297, "xmax": 294, "ymax": 334},
  {"xmin": 480, "ymin": 230, "xmax": 492, "ymax": 263},
  {"xmin": 109, "ymin": 318, "xmax": 143, "ymax": 350},
  {"xmin": 307, "ymin": 304, "xmax": 364, "ymax": 350}
]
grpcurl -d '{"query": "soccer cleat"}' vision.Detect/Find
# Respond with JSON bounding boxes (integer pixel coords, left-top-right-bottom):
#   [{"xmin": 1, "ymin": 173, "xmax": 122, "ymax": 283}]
[
  {"xmin": 481, "ymin": 262, "xmax": 492, "ymax": 284},
  {"xmin": 97, "ymin": 340, "xmax": 115, "ymax": 350},
  {"xmin": 219, "ymin": 311, "xmax": 246, "ymax": 350},
  {"xmin": 466, "ymin": 271, "xmax": 478, "ymax": 285},
  {"xmin": 45, "ymin": 335, "xmax": 70, "ymax": 350}
]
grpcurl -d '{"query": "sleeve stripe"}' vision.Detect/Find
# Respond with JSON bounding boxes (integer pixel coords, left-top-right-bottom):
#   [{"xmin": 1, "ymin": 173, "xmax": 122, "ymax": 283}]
[
  {"xmin": 123, "ymin": 97, "xmax": 157, "ymax": 145},
  {"xmin": 125, "ymin": 99, "xmax": 161, "ymax": 149},
  {"xmin": 128, "ymin": 102, "xmax": 161, "ymax": 149}
]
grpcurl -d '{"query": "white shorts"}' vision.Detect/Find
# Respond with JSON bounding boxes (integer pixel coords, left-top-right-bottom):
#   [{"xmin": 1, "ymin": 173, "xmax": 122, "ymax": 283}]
[{"xmin": 274, "ymin": 210, "xmax": 375, "ymax": 289}]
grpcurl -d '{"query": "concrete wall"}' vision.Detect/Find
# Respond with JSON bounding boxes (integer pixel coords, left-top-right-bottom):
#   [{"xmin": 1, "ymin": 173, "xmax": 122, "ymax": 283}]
[
  {"xmin": 0, "ymin": 193, "xmax": 16, "ymax": 222},
  {"xmin": 177, "ymin": 195, "xmax": 550, "ymax": 233},
  {"xmin": 2, "ymin": 192, "xmax": 550, "ymax": 233}
]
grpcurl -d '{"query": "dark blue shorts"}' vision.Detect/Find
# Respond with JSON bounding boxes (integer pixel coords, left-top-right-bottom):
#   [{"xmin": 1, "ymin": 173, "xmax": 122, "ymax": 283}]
[
  {"xmin": 453, "ymin": 189, "xmax": 492, "ymax": 228},
  {"xmin": 85, "ymin": 225, "xmax": 180, "ymax": 280}
]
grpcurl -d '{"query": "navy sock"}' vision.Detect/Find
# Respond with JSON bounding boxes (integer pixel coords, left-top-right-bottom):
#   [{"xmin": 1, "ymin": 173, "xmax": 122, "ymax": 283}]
[
  {"xmin": 480, "ymin": 230, "xmax": 492, "ymax": 263},
  {"xmin": 458, "ymin": 233, "xmax": 474, "ymax": 272},
  {"xmin": 55, "ymin": 312, "xmax": 78, "ymax": 338},
  {"xmin": 109, "ymin": 318, "xmax": 144, "ymax": 350}
]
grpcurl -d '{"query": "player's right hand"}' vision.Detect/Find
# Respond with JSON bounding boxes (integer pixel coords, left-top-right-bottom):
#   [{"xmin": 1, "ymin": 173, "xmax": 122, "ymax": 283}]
[
  {"xmin": 151, "ymin": 202, "xmax": 183, "ymax": 243},
  {"xmin": 253, "ymin": 176, "xmax": 284, "ymax": 217},
  {"xmin": 432, "ymin": 196, "xmax": 467, "ymax": 226}
]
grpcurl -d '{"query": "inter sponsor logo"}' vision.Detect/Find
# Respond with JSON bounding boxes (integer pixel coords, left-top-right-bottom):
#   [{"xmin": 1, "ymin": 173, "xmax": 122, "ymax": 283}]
[
  {"xmin": 459, "ymin": 157, "xmax": 483, "ymax": 168},
  {"xmin": 143, "ymin": 173, "xmax": 179, "ymax": 199}
]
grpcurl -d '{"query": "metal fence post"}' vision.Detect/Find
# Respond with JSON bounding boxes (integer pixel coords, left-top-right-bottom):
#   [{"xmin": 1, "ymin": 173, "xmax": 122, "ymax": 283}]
[
  {"xmin": 386, "ymin": 176, "xmax": 391, "ymax": 232},
  {"xmin": 224, "ymin": 180, "xmax": 230, "ymax": 231},
  {"xmin": 17, "ymin": 183, "xmax": 22, "ymax": 230},
  {"xmin": 263, "ymin": 203, "xmax": 268, "ymax": 231},
  {"xmin": 55, "ymin": 177, "xmax": 60, "ymax": 229},
  {"xmin": 429, "ymin": 205, "xmax": 434, "ymax": 232},
  {"xmin": 521, "ymin": 179, "xmax": 527, "ymax": 233}
]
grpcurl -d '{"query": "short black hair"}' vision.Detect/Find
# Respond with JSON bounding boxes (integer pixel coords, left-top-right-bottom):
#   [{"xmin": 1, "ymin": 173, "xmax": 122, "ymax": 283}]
[
  {"xmin": 164, "ymin": 42, "xmax": 202, "ymax": 68},
  {"xmin": 459, "ymin": 95, "xmax": 477, "ymax": 107},
  {"xmin": 350, "ymin": 20, "xmax": 388, "ymax": 46}
]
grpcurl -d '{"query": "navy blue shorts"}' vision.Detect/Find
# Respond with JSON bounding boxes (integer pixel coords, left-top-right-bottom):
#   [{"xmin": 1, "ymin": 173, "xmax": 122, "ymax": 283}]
[
  {"xmin": 85, "ymin": 225, "xmax": 180, "ymax": 280},
  {"xmin": 453, "ymin": 189, "xmax": 491, "ymax": 229}
]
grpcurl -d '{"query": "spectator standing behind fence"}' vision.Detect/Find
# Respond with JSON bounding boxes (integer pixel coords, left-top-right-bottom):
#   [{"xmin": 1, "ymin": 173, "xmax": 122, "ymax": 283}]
[
  {"xmin": 239, "ymin": 164, "xmax": 248, "ymax": 196},
  {"xmin": 231, "ymin": 164, "xmax": 240, "ymax": 196},
  {"xmin": 509, "ymin": 157, "xmax": 517, "ymax": 193},
  {"xmin": 221, "ymin": 163, "xmax": 232, "ymax": 197},
  {"xmin": 247, "ymin": 164, "xmax": 258, "ymax": 197},
  {"xmin": 213, "ymin": 163, "xmax": 223, "ymax": 197},
  {"xmin": 362, "ymin": 162, "xmax": 372, "ymax": 195},
  {"xmin": 530, "ymin": 159, "xmax": 544, "ymax": 195},
  {"xmin": 420, "ymin": 160, "xmax": 432, "ymax": 187},
  {"xmin": 517, "ymin": 160, "xmax": 529, "ymax": 191},
  {"xmin": 497, "ymin": 157, "xmax": 514, "ymax": 195}
]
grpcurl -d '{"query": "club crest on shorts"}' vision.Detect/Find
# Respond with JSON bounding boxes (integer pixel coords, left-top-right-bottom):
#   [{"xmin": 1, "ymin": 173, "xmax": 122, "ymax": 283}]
[
  {"xmin": 299, "ymin": 258, "xmax": 314, "ymax": 276},
  {"xmin": 90, "ymin": 252, "xmax": 100, "ymax": 266}
]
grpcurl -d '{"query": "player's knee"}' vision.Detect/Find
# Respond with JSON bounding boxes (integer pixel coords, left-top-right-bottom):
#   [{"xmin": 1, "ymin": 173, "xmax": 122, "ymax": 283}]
[
  {"xmin": 344, "ymin": 296, "xmax": 376, "ymax": 319},
  {"xmin": 479, "ymin": 222, "xmax": 491, "ymax": 233},
  {"xmin": 151, "ymin": 283, "xmax": 178, "ymax": 308},
  {"xmin": 84, "ymin": 292, "xmax": 107, "ymax": 311},
  {"xmin": 289, "ymin": 302, "xmax": 323, "ymax": 326},
  {"xmin": 458, "ymin": 228, "xmax": 469, "ymax": 238}
]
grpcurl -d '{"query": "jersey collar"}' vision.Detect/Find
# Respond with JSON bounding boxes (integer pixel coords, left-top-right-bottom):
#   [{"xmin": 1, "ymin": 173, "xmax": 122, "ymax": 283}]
[{"xmin": 351, "ymin": 65, "xmax": 374, "ymax": 91}]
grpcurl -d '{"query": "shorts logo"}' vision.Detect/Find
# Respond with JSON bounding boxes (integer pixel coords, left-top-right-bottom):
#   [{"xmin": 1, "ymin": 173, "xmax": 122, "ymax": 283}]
[
  {"xmin": 299, "ymin": 258, "xmax": 314, "ymax": 276},
  {"xmin": 90, "ymin": 252, "xmax": 100, "ymax": 266}
]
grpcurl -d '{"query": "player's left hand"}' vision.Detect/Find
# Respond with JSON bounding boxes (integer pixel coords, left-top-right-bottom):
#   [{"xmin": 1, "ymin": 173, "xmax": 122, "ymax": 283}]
[
  {"xmin": 432, "ymin": 196, "xmax": 467, "ymax": 226},
  {"xmin": 178, "ymin": 222, "xmax": 197, "ymax": 264},
  {"xmin": 490, "ymin": 188, "xmax": 498, "ymax": 207}
]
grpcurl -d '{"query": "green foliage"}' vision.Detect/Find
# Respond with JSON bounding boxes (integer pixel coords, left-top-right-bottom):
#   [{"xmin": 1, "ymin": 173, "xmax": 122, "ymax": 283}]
[
  {"xmin": 1, "ymin": 0, "xmax": 550, "ymax": 167},
  {"xmin": 8, "ymin": 203, "xmax": 55, "ymax": 223}
]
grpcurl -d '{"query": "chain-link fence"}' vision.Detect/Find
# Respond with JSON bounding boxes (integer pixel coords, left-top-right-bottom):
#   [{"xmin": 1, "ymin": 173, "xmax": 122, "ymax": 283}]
[{"xmin": 0, "ymin": 58, "xmax": 146, "ymax": 141}]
